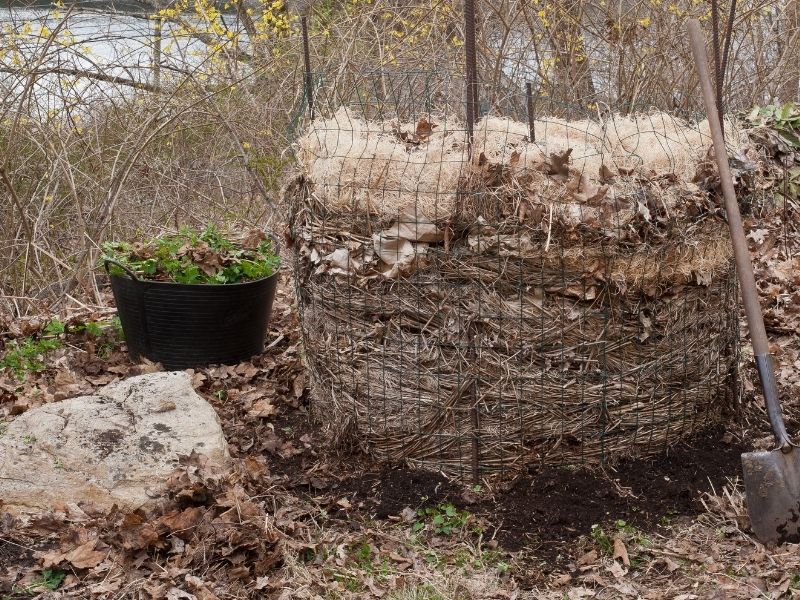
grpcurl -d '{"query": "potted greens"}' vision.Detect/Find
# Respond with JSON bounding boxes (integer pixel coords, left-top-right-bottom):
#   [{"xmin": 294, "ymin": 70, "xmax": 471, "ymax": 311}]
[{"xmin": 102, "ymin": 225, "xmax": 280, "ymax": 370}]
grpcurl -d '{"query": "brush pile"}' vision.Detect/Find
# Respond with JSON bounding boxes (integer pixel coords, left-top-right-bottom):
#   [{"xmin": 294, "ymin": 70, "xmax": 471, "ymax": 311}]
[{"xmin": 287, "ymin": 107, "xmax": 748, "ymax": 480}]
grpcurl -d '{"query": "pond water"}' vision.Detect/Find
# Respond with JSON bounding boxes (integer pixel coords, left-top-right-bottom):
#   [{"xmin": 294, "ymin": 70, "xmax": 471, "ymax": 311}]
[{"xmin": 0, "ymin": 1, "xmax": 234, "ymax": 107}]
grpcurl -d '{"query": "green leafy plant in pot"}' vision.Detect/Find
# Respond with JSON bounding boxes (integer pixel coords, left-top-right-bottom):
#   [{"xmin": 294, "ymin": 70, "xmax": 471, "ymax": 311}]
[{"xmin": 102, "ymin": 224, "xmax": 281, "ymax": 370}]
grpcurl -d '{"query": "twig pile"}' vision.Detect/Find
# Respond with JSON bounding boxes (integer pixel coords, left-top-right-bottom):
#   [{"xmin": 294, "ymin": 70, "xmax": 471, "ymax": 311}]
[{"xmin": 288, "ymin": 109, "xmax": 741, "ymax": 481}]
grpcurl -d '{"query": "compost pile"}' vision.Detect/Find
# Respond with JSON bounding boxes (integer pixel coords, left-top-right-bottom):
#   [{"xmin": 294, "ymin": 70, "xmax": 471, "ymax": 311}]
[{"xmin": 287, "ymin": 107, "xmax": 751, "ymax": 480}]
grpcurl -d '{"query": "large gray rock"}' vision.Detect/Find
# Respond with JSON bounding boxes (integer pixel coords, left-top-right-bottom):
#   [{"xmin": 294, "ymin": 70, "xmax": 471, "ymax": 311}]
[{"xmin": 0, "ymin": 372, "xmax": 228, "ymax": 514}]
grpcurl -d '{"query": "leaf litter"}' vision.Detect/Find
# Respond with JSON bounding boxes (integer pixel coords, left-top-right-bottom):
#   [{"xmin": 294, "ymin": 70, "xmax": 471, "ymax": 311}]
[{"xmin": 2, "ymin": 180, "xmax": 800, "ymax": 598}]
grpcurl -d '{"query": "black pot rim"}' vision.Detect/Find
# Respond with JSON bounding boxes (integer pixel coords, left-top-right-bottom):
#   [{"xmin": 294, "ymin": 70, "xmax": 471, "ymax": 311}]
[{"xmin": 108, "ymin": 266, "xmax": 281, "ymax": 289}]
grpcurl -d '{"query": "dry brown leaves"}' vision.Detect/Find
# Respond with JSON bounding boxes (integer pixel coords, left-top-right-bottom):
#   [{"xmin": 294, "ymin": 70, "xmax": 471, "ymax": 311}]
[
  {"xmin": 0, "ymin": 280, "xmax": 311, "ymax": 599},
  {"xmin": 1, "ymin": 181, "xmax": 800, "ymax": 600},
  {"xmin": 742, "ymin": 138, "xmax": 800, "ymax": 425},
  {"xmin": 393, "ymin": 117, "xmax": 439, "ymax": 147},
  {"xmin": 18, "ymin": 453, "xmax": 286, "ymax": 598}
]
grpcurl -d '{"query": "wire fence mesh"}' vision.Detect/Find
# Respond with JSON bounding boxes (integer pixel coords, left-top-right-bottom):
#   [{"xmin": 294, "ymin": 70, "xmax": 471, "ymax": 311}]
[{"xmin": 286, "ymin": 70, "xmax": 741, "ymax": 482}]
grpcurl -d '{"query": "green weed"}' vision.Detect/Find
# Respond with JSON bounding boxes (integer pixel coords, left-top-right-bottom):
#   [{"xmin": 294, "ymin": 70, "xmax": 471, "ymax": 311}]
[
  {"xmin": 6, "ymin": 568, "xmax": 68, "ymax": 596},
  {"xmin": 747, "ymin": 103, "xmax": 800, "ymax": 148},
  {"xmin": 590, "ymin": 524, "xmax": 615, "ymax": 555},
  {"xmin": 111, "ymin": 316, "xmax": 124, "ymax": 339},
  {"xmin": 659, "ymin": 510, "xmax": 677, "ymax": 526},
  {"xmin": 412, "ymin": 503, "xmax": 472, "ymax": 536},
  {"xmin": 615, "ymin": 519, "xmax": 650, "ymax": 545},
  {"xmin": 423, "ymin": 550, "xmax": 443, "ymax": 567},
  {"xmin": 70, "ymin": 320, "xmax": 103, "ymax": 337},
  {"xmin": 353, "ymin": 542, "xmax": 372, "ymax": 568},
  {"xmin": 332, "ymin": 572, "xmax": 363, "ymax": 593},
  {"xmin": 43, "ymin": 319, "xmax": 65, "ymax": 335},
  {"xmin": 33, "ymin": 568, "xmax": 66, "ymax": 591},
  {"xmin": 76, "ymin": 318, "xmax": 124, "ymax": 358},
  {"xmin": 0, "ymin": 335, "xmax": 61, "ymax": 377},
  {"xmin": 102, "ymin": 223, "xmax": 280, "ymax": 285},
  {"xmin": 591, "ymin": 520, "xmax": 650, "ymax": 565},
  {"xmin": 345, "ymin": 541, "xmax": 390, "ymax": 580},
  {"xmin": 615, "ymin": 519, "xmax": 633, "ymax": 533},
  {"xmin": 453, "ymin": 548, "xmax": 471, "ymax": 567},
  {"xmin": 474, "ymin": 549, "xmax": 509, "ymax": 571}
]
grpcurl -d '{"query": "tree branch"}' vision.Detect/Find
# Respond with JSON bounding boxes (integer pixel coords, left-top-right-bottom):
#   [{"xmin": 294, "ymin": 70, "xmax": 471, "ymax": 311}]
[{"xmin": 0, "ymin": 66, "xmax": 158, "ymax": 92}]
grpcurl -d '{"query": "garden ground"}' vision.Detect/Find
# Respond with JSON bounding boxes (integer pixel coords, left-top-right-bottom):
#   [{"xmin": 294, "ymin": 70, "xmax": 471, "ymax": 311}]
[{"xmin": 1, "ymin": 204, "xmax": 799, "ymax": 599}]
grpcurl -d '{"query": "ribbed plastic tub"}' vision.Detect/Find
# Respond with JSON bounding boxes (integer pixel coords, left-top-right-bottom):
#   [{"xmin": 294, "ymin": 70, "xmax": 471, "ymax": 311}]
[{"xmin": 108, "ymin": 265, "xmax": 279, "ymax": 370}]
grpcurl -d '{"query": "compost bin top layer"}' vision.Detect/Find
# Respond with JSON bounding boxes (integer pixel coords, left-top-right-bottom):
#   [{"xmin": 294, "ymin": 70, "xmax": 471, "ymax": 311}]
[{"xmin": 295, "ymin": 106, "xmax": 752, "ymax": 228}]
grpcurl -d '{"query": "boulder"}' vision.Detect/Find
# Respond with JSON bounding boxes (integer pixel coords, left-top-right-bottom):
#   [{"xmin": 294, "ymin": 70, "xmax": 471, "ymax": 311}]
[{"xmin": 0, "ymin": 371, "xmax": 228, "ymax": 514}]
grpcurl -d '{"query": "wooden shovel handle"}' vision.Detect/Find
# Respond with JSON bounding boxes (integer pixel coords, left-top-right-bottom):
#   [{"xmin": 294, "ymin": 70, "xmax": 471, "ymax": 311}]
[{"xmin": 686, "ymin": 19, "xmax": 792, "ymax": 450}]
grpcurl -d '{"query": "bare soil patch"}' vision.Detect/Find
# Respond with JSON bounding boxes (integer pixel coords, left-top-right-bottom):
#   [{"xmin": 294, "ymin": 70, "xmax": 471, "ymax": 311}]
[{"xmin": 331, "ymin": 425, "xmax": 747, "ymax": 565}]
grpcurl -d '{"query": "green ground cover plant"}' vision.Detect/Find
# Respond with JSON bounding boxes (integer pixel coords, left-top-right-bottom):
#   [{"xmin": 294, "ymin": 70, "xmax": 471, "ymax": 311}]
[
  {"xmin": 0, "ymin": 336, "xmax": 62, "ymax": 377},
  {"xmin": 747, "ymin": 103, "xmax": 800, "ymax": 148},
  {"xmin": 0, "ymin": 317, "xmax": 123, "ymax": 377},
  {"xmin": 412, "ymin": 504, "xmax": 473, "ymax": 536}
]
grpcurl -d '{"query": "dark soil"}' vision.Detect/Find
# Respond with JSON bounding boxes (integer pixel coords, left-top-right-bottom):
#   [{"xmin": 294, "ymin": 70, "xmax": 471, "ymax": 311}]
[
  {"xmin": 487, "ymin": 426, "xmax": 748, "ymax": 558},
  {"xmin": 332, "ymin": 426, "xmax": 748, "ymax": 564},
  {"xmin": 0, "ymin": 516, "xmax": 53, "ymax": 592},
  {"xmin": 348, "ymin": 467, "xmax": 464, "ymax": 518},
  {"xmin": 0, "ymin": 539, "xmax": 32, "ymax": 576}
]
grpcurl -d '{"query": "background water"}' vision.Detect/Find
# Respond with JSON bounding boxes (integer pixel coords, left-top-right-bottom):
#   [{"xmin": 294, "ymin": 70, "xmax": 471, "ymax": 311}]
[{"xmin": 0, "ymin": 1, "xmax": 231, "ymax": 108}]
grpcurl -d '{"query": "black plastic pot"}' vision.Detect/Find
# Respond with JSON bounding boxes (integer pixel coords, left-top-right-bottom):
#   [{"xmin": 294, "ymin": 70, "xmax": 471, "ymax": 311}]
[{"xmin": 106, "ymin": 259, "xmax": 279, "ymax": 370}]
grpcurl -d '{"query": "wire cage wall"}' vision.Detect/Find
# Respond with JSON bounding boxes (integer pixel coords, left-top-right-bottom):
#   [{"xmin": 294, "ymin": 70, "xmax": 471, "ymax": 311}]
[{"xmin": 285, "ymin": 70, "xmax": 741, "ymax": 483}]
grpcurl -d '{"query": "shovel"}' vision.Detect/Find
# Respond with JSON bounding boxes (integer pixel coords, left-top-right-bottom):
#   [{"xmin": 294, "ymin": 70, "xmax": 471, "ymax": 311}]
[{"xmin": 687, "ymin": 19, "xmax": 800, "ymax": 545}]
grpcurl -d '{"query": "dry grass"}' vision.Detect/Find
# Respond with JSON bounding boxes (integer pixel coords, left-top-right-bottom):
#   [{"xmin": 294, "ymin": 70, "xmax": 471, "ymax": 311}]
[{"xmin": 1, "ymin": 0, "xmax": 797, "ymax": 317}]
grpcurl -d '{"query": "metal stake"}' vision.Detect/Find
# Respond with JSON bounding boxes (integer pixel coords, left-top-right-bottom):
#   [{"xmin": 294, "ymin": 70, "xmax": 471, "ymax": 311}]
[
  {"xmin": 463, "ymin": 0, "xmax": 480, "ymax": 480},
  {"xmin": 152, "ymin": 17, "xmax": 162, "ymax": 92},
  {"xmin": 464, "ymin": 0, "xmax": 478, "ymax": 150},
  {"xmin": 720, "ymin": 0, "xmax": 738, "ymax": 112},
  {"xmin": 301, "ymin": 16, "xmax": 314, "ymax": 120},
  {"xmin": 710, "ymin": 0, "xmax": 724, "ymax": 132},
  {"xmin": 525, "ymin": 81, "xmax": 535, "ymax": 142}
]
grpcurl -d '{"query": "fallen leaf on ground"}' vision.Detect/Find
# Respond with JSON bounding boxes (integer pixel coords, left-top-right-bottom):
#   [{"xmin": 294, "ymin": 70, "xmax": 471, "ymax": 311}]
[
  {"xmin": 577, "ymin": 549, "xmax": 598, "ymax": 567},
  {"xmin": 613, "ymin": 536, "xmax": 630, "ymax": 566}
]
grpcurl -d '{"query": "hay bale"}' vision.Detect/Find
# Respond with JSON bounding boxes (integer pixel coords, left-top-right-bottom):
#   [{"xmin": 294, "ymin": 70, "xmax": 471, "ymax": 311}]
[
  {"xmin": 289, "ymin": 110, "xmax": 739, "ymax": 481},
  {"xmin": 295, "ymin": 107, "xmax": 469, "ymax": 222},
  {"xmin": 295, "ymin": 110, "xmax": 748, "ymax": 225},
  {"xmin": 473, "ymin": 116, "xmax": 606, "ymax": 179},
  {"xmin": 603, "ymin": 113, "xmax": 747, "ymax": 180}
]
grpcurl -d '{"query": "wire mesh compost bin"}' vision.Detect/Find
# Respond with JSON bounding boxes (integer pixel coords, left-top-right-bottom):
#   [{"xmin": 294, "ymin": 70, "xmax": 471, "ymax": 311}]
[{"xmin": 285, "ymin": 71, "xmax": 740, "ymax": 482}]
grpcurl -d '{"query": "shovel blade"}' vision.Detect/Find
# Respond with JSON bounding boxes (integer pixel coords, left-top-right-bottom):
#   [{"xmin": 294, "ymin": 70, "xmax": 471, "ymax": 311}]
[{"xmin": 742, "ymin": 449, "xmax": 800, "ymax": 544}]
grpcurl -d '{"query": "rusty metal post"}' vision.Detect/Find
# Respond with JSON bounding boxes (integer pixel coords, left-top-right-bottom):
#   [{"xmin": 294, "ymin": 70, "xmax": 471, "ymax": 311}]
[
  {"xmin": 710, "ymin": 0, "xmax": 724, "ymax": 133},
  {"xmin": 468, "ymin": 324, "xmax": 481, "ymax": 486},
  {"xmin": 464, "ymin": 0, "xmax": 478, "ymax": 150},
  {"xmin": 525, "ymin": 81, "xmax": 535, "ymax": 142},
  {"xmin": 463, "ymin": 0, "xmax": 481, "ymax": 483},
  {"xmin": 152, "ymin": 16, "xmax": 162, "ymax": 92},
  {"xmin": 301, "ymin": 16, "xmax": 314, "ymax": 120},
  {"xmin": 720, "ymin": 0, "xmax": 738, "ymax": 121}
]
